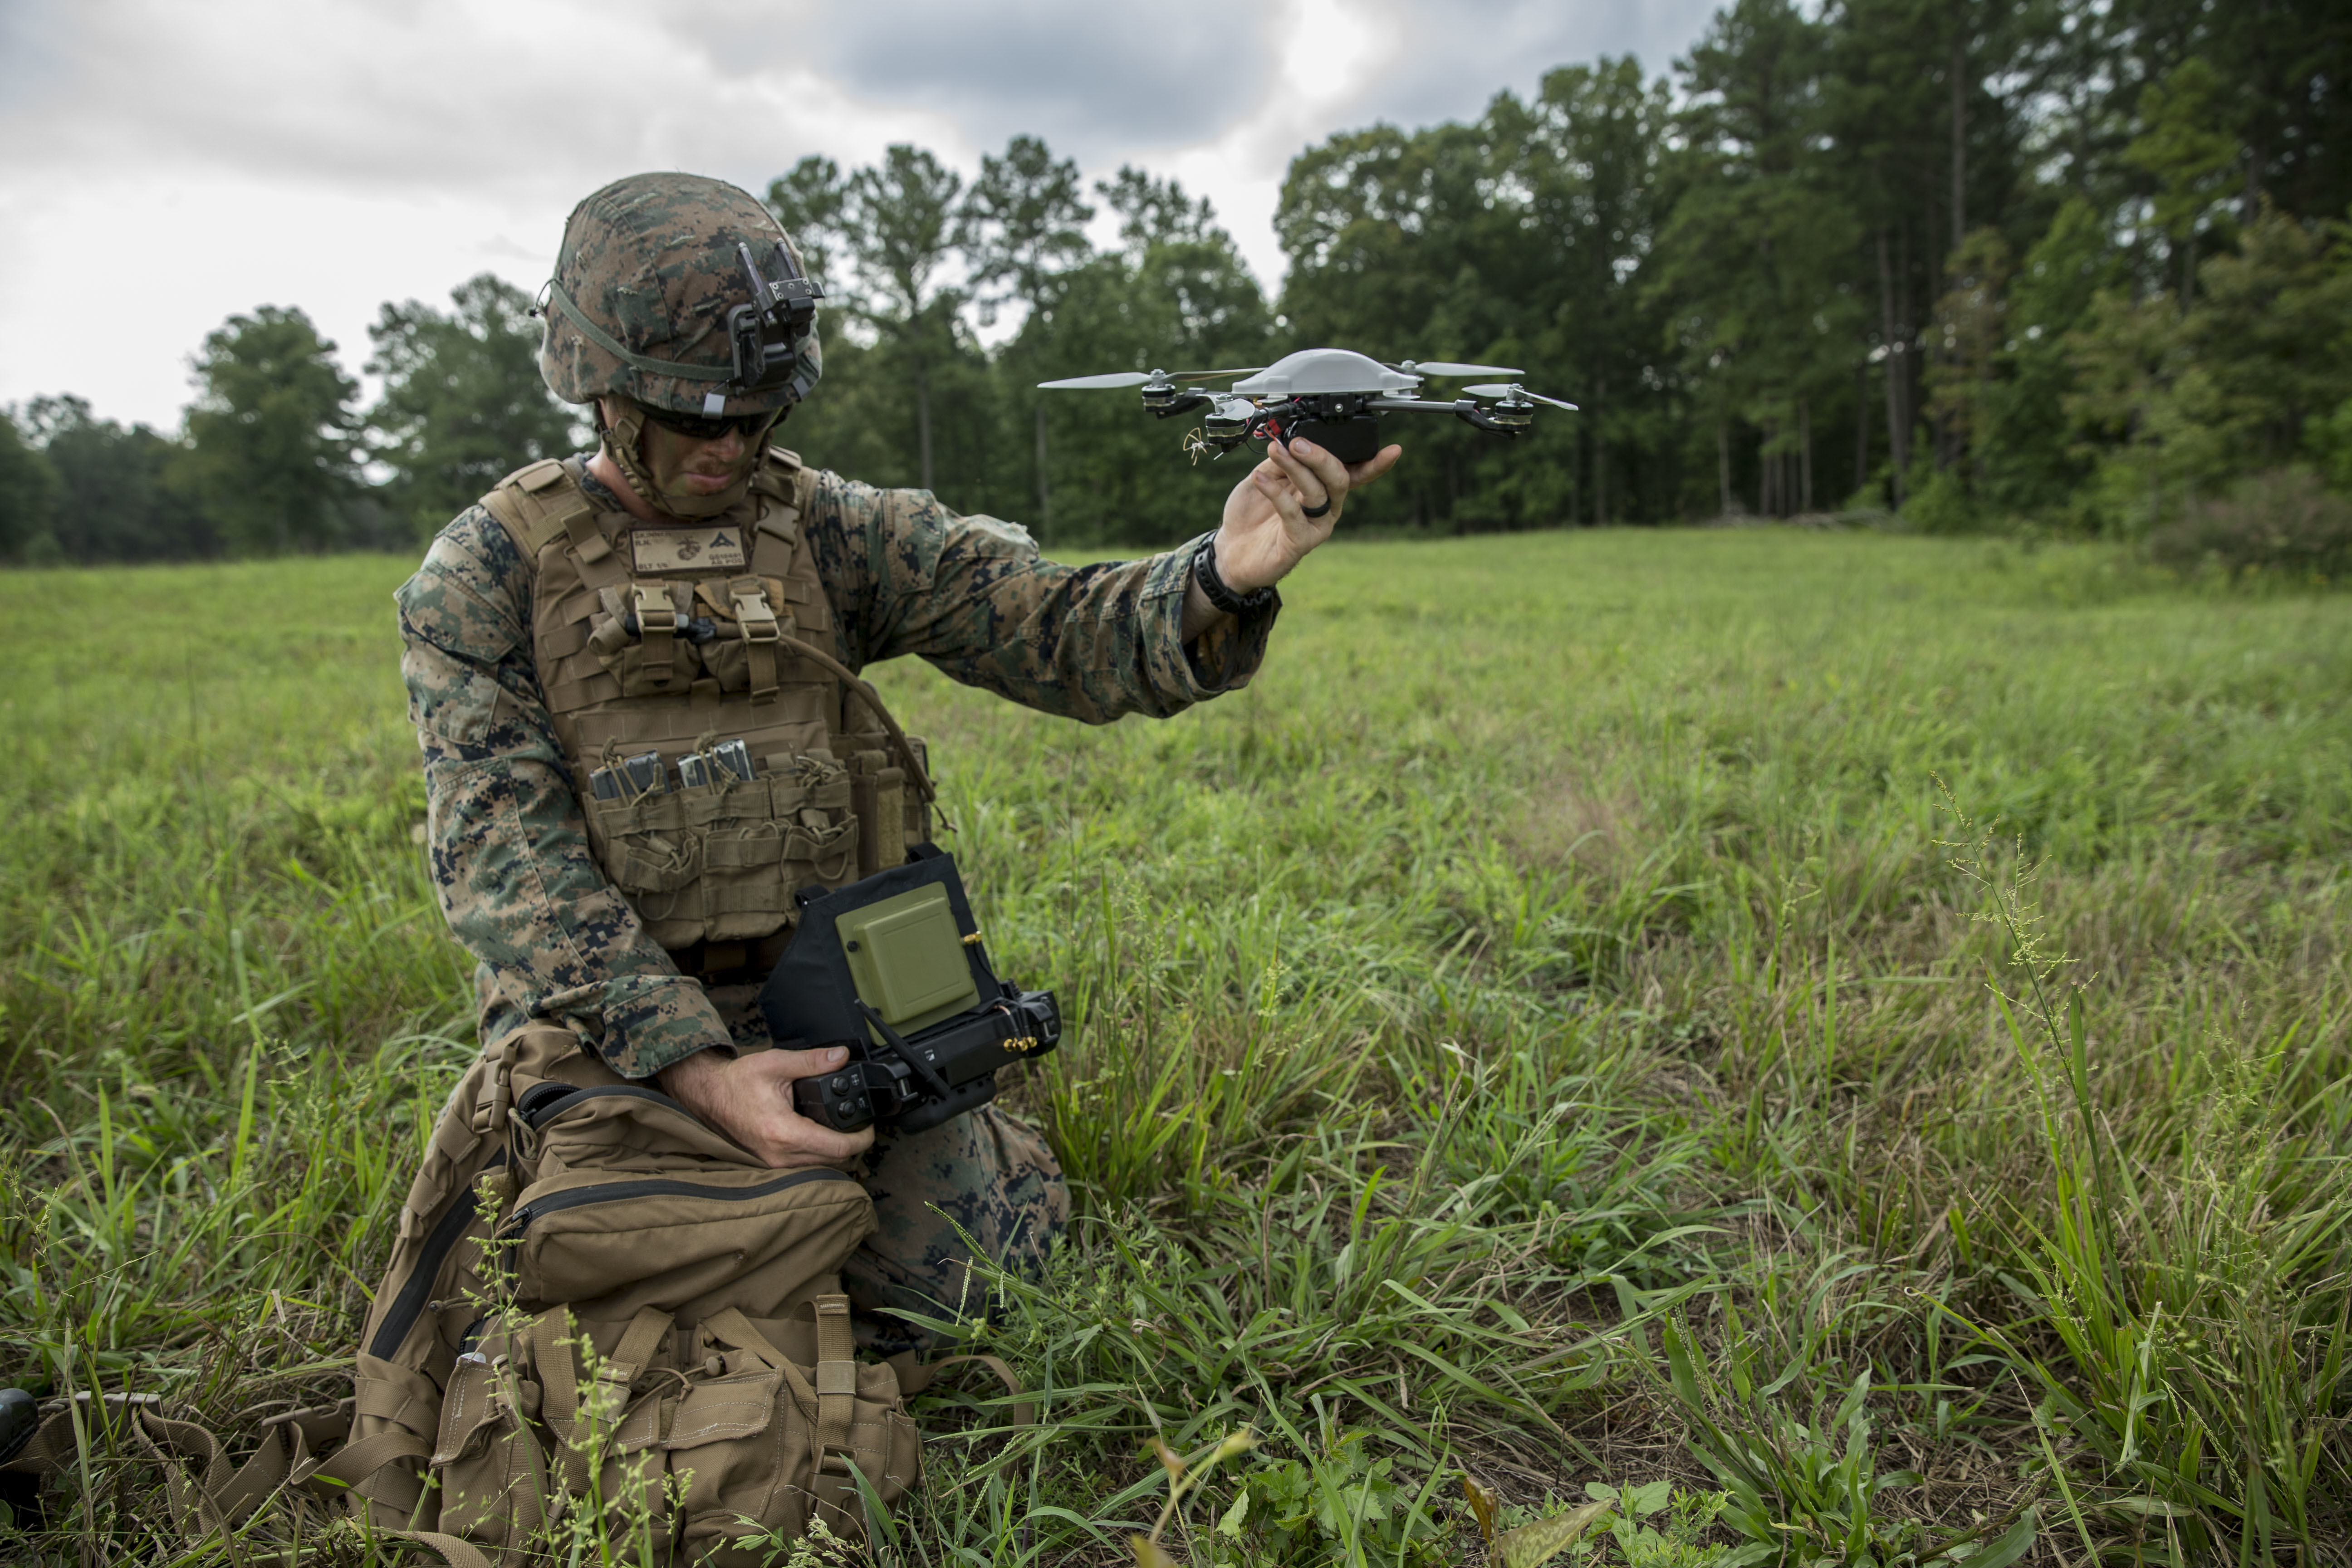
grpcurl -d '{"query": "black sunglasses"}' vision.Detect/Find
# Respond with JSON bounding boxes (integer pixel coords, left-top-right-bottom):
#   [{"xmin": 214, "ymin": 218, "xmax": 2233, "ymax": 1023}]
[{"xmin": 645, "ymin": 407, "xmax": 781, "ymax": 443}]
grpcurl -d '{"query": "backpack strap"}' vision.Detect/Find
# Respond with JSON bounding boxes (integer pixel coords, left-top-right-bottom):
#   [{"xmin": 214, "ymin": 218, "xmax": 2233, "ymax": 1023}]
[
  {"xmin": 701, "ymin": 1298, "xmax": 864, "ymax": 1515},
  {"xmin": 750, "ymin": 451, "xmax": 812, "ymax": 565},
  {"xmin": 0, "ymin": 1395, "xmax": 440, "ymax": 1550},
  {"xmin": 532, "ymin": 1303, "xmax": 672, "ymax": 1494},
  {"xmin": 308, "ymin": 1423, "xmax": 425, "ymax": 1489},
  {"xmin": 810, "ymin": 1294, "xmax": 860, "ymax": 1499},
  {"xmin": 604, "ymin": 1307, "xmax": 677, "ymax": 1391},
  {"xmin": 699, "ymin": 1304, "xmax": 788, "ymax": 1365},
  {"xmin": 390, "ymin": 1532, "xmax": 500, "ymax": 1568}
]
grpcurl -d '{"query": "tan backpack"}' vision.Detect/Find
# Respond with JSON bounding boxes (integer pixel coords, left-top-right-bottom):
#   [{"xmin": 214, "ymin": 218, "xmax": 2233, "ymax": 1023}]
[
  {"xmin": 0, "ymin": 1024, "xmax": 948, "ymax": 1565},
  {"xmin": 322, "ymin": 1022, "xmax": 930, "ymax": 1563},
  {"xmin": 4, "ymin": 979, "xmax": 1051, "ymax": 1564},
  {"xmin": 0, "ymin": 1025, "xmax": 960, "ymax": 1561}
]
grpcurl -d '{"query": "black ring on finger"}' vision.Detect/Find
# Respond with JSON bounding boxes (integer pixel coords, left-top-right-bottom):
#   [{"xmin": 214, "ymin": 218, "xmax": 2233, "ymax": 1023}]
[{"xmin": 1301, "ymin": 497, "xmax": 1332, "ymax": 518}]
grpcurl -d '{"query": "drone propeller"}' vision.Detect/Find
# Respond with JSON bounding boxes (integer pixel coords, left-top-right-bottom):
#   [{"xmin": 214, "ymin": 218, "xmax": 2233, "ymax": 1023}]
[
  {"xmin": 1396, "ymin": 360, "xmax": 1525, "ymax": 377},
  {"xmin": 1038, "ymin": 366, "xmax": 1264, "ymax": 390},
  {"xmin": 1465, "ymin": 383, "xmax": 1579, "ymax": 411},
  {"xmin": 1038, "ymin": 371, "xmax": 1152, "ymax": 390}
]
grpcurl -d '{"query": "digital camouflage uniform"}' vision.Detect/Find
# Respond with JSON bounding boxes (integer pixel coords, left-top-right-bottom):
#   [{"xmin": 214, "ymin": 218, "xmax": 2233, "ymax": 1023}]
[{"xmin": 398, "ymin": 460, "xmax": 1276, "ymax": 1348}]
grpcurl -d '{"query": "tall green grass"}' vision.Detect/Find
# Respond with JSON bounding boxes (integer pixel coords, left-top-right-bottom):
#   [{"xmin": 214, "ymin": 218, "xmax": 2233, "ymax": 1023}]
[{"xmin": 3, "ymin": 531, "xmax": 2348, "ymax": 1564}]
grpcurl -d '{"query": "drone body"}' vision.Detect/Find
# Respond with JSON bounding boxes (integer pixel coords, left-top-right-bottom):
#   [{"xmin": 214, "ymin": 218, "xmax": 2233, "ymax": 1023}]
[{"xmin": 1039, "ymin": 348, "xmax": 1577, "ymax": 464}]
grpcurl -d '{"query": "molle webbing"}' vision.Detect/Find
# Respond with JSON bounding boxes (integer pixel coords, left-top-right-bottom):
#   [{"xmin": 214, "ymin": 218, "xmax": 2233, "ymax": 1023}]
[
  {"xmin": 478, "ymin": 452, "xmax": 931, "ymax": 952},
  {"xmin": 493, "ymin": 458, "xmax": 611, "ymax": 565}
]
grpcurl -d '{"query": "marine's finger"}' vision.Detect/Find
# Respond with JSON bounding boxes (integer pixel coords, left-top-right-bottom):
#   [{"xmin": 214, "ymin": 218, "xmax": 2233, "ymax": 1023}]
[
  {"xmin": 760, "ymin": 1044, "xmax": 853, "ymax": 1083},
  {"xmin": 1264, "ymin": 438, "xmax": 1334, "ymax": 509},
  {"xmin": 1274, "ymin": 435, "xmax": 1352, "ymax": 503},
  {"xmin": 780, "ymin": 1115, "xmax": 875, "ymax": 1163},
  {"xmin": 1251, "ymin": 465, "xmax": 1311, "ymax": 528},
  {"xmin": 1345, "ymin": 444, "xmax": 1404, "ymax": 486},
  {"xmin": 764, "ymin": 1100, "xmax": 875, "ymax": 1164}
]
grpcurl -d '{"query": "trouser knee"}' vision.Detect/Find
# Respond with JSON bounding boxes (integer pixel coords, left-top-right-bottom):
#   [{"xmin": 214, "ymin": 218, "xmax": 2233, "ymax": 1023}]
[{"xmin": 842, "ymin": 1102, "xmax": 1067, "ymax": 1353}]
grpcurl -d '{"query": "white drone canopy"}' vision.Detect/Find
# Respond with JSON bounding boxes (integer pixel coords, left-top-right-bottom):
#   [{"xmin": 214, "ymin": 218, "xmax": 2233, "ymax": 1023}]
[
  {"xmin": 1232, "ymin": 350, "xmax": 1417, "ymax": 397},
  {"xmin": 1226, "ymin": 349, "xmax": 1530, "ymax": 397}
]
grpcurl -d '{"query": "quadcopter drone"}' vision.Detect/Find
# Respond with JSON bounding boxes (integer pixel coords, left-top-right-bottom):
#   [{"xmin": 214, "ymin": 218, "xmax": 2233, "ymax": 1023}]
[{"xmin": 1038, "ymin": 348, "xmax": 1576, "ymax": 465}]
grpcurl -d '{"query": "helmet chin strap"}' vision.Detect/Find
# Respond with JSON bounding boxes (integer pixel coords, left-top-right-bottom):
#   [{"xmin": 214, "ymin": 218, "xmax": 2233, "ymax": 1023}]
[{"xmin": 600, "ymin": 397, "xmax": 755, "ymax": 520}]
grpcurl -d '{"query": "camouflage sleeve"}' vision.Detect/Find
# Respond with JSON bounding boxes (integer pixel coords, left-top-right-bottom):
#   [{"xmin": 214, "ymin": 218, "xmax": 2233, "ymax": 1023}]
[
  {"xmin": 803, "ymin": 475, "xmax": 1276, "ymax": 720},
  {"xmin": 396, "ymin": 506, "xmax": 730, "ymax": 1079}
]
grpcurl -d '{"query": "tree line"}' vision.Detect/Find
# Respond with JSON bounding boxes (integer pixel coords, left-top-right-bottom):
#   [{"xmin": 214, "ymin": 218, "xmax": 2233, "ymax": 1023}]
[{"xmin": 5, "ymin": 0, "xmax": 2350, "ymax": 564}]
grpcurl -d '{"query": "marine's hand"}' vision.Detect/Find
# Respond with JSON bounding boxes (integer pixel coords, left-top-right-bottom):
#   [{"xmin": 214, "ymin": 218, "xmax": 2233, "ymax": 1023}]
[
  {"xmin": 657, "ymin": 1045, "xmax": 876, "ymax": 1169},
  {"xmin": 1215, "ymin": 435, "xmax": 1403, "ymax": 593}
]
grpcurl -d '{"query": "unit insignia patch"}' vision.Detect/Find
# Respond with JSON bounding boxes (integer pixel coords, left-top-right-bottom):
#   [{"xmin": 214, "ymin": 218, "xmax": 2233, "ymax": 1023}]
[{"xmin": 632, "ymin": 528, "xmax": 748, "ymax": 572}]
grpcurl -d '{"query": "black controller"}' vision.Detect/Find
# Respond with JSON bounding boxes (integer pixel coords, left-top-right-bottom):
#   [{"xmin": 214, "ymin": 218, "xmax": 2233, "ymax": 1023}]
[{"xmin": 789, "ymin": 988, "xmax": 1060, "ymax": 1133}]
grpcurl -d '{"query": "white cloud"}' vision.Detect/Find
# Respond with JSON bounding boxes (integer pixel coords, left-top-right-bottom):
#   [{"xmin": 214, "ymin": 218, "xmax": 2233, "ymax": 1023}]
[{"xmin": 0, "ymin": 0, "xmax": 1716, "ymax": 431}]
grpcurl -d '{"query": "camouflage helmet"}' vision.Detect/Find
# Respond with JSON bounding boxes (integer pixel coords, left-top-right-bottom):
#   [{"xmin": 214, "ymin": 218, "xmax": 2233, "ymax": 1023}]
[{"xmin": 539, "ymin": 172, "xmax": 823, "ymax": 419}]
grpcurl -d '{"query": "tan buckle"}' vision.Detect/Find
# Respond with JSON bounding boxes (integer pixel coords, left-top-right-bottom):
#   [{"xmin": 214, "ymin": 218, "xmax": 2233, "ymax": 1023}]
[
  {"xmin": 487, "ymin": 1056, "xmax": 514, "ymax": 1136},
  {"xmin": 730, "ymin": 576, "xmax": 780, "ymax": 641},
  {"xmin": 633, "ymin": 583, "xmax": 679, "ymax": 687},
  {"xmin": 729, "ymin": 574, "xmax": 781, "ymax": 700},
  {"xmin": 633, "ymin": 582, "xmax": 679, "ymax": 635}
]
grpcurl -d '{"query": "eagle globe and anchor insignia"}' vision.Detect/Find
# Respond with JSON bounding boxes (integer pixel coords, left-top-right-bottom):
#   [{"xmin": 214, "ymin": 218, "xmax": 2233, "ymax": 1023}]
[{"xmin": 631, "ymin": 525, "xmax": 748, "ymax": 573}]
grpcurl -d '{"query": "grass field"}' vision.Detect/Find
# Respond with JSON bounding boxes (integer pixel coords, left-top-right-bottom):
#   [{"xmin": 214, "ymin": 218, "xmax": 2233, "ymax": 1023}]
[{"xmin": 4, "ymin": 528, "xmax": 2349, "ymax": 1566}]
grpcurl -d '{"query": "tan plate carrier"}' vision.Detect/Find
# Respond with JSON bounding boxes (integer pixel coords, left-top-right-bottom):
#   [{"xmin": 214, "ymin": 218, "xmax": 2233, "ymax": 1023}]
[{"xmin": 496, "ymin": 448, "xmax": 941, "ymax": 958}]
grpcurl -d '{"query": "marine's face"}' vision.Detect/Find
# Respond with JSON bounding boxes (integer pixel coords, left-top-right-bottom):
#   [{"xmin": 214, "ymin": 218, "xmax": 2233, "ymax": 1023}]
[{"xmin": 636, "ymin": 409, "xmax": 776, "ymax": 509}]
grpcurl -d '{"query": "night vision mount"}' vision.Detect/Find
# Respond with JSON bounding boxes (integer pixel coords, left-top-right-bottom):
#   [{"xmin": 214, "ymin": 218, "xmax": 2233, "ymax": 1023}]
[
  {"xmin": 1038, "ymin": 348, "xmax": 1578, "ymax": 466},
  {"xmin": 728, "ymin": 239, "xmax": 823, "ymax": 395}
]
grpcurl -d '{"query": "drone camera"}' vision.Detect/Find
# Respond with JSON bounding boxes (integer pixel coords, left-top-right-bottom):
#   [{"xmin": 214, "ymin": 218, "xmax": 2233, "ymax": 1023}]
[{"xmin": 727, "ymin": 240, "xmax": 823, "ymax": 394}]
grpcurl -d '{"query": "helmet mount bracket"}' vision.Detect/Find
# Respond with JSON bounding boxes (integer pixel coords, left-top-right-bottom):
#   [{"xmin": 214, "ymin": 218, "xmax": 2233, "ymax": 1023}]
[{"xmin": 728, "ymin": 240, "xmax": 823, "ymax": 398}]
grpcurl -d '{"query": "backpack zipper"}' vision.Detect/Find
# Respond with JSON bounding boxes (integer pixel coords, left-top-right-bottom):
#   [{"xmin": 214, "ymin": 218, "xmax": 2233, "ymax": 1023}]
[
  {"xmin": 519, "ymin": 1083, "xmax": 689, "ymax": 1131},
  {"xmin": 498, "ymin": 1167, "xmax": 853, "ymax": 1254},
  {"xmin": 368, "ymin": 1149, "xmax": 509, "ymax": 1362}
]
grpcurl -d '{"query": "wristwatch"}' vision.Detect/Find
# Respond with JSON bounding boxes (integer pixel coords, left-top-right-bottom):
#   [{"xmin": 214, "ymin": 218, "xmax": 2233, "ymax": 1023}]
[{"xmin": 1192, "ymin": 538, "xmax": 1280, "ymax": 617}]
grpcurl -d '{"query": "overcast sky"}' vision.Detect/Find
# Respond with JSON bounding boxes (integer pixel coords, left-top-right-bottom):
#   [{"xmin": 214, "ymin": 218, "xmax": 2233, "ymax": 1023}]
[{"xmin": 0, "ymin": 0, "xmax": 1718, "ymax": 432}]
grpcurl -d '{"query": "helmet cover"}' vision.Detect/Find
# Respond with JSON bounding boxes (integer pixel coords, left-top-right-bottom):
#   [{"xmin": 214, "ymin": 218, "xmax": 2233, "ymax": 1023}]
[{"xmin": 539, "ymin": 172, "xmax": 823, "ymax": 419}]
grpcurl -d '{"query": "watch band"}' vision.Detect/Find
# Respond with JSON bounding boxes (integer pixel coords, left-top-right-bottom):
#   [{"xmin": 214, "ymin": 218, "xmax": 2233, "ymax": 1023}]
[{"xmin": 1192, "ymin": 538, "xmax": 1279, "ymax": 617}]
